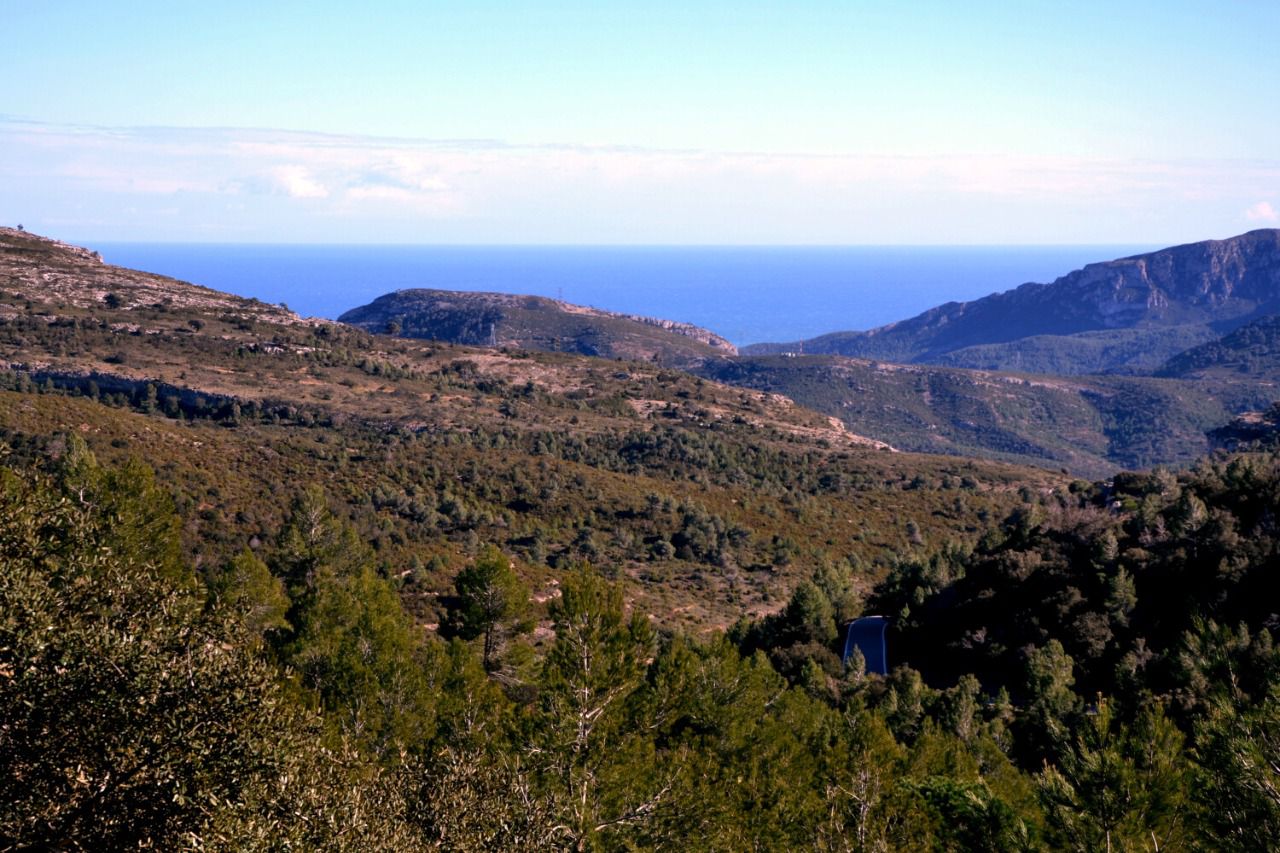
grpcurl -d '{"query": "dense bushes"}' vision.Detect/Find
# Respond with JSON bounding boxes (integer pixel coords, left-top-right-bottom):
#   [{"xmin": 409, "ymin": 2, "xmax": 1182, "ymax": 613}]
[{"xmin": 8, "ymin": 436, "xmax": 1280, "ymax": 848}]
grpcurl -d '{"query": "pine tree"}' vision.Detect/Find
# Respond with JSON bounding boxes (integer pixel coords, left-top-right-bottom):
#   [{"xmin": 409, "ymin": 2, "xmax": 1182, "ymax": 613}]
[
  {"xmin": 535, "ymin": 565, "xmax": 658, "ymax": 848},
  {"xmin": 450, "ymin": 544, "xmax": 531, "ymax": 671},
  {"xmin": 271, "ymin": 486, "xmax": 439, "ymax": 758},
  {"xmin": 0, "ymin": 446, "xmax": 422, "ymax": 849},
  {"xmin": 1037, "ymin": 699, "xmax": 1188, "ymax": 851}
]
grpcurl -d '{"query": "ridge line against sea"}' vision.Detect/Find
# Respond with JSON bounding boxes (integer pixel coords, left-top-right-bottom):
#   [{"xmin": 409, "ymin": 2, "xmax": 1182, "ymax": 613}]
[{"xmin": 87, "ymin": 242, "xmax": 1159, "ymax": 346}]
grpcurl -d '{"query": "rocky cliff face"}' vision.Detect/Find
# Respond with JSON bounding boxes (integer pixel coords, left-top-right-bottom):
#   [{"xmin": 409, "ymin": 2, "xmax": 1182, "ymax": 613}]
[
  {"xmin": 339, "ymin": 288, "xmax": 737, "ymax": 365},
  {"xmin": 744, "ymin": 230, "xmax": 1280, "ymax": 367}
]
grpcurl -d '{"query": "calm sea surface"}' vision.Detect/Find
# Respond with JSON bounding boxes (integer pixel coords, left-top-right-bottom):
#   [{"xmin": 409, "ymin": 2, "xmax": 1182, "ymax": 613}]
[{"xmin": 90, "ymin": 244, "xmax": 1156, "ymax": 346}]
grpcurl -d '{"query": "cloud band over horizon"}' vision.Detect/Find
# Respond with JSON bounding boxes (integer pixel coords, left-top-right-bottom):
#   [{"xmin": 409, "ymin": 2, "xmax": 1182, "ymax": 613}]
[{"xmin": 2, "ymin": 118, "xmax": 1277, "ymax": 245}]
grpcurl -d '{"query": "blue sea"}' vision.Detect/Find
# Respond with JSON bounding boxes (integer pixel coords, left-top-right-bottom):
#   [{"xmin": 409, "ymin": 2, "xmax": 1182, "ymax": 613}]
[{"xmin": 89, "ymin": 244, "xmax": 1157, "ymax": 346}]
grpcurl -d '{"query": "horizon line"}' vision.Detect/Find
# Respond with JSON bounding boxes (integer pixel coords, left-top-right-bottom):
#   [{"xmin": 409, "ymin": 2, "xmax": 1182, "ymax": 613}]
[{"xmin": 73, "ymin": 238, "xmax": 1170, "ymax": 249}]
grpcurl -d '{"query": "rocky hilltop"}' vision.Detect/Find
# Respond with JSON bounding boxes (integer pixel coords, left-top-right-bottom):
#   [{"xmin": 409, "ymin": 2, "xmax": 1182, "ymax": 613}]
[
  {"xmin": 0, "ymin": 226, "xmax": 305, "ymax": 326},
  {"xmin": 745, "ymin": 229, "xmax": 1280, "ymax": 373},
  {"xmin": 1208, "ymin": 402, "xmax": 1280, "ymax": 451},
  {"xmin": 340, "ymin": 288, "xmax": 737, "ymax": 366}
]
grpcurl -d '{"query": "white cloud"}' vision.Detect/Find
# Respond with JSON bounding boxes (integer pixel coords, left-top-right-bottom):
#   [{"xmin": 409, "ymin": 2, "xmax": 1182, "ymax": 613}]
[
  {"xmin": 1245, "ymin": 200, "xmax": 1279, "ymax": 222},
  {"xmin": 270, "ymin": 164, "xmax": 328, "ymax": 199},
  {"xmin": 6, "ymin": 117, "xmax": 1280, "ymax": 242},
  {"xmin": 345, "ymin": 185, "xmax": 413, "ymax": 202}
]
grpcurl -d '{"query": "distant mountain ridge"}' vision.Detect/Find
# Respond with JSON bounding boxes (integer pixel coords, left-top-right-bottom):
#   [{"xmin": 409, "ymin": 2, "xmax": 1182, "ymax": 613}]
[
  {"xmin": 744, "ymin": 229, "xmax": 1280, "ymax": 374},
  {"xmin": 337, "ymin": 234, "xmax": 1280, "ymax": 475},
  {"xmin": 339, "ymin": 288, "xmax": 737, "ymax": 366}
]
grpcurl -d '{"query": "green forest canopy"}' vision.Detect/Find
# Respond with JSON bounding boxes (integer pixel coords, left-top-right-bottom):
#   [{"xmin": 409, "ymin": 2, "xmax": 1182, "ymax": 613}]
[{"xmin": 5, "ymin": 433, "xmax": 1280, "ymax": 850}]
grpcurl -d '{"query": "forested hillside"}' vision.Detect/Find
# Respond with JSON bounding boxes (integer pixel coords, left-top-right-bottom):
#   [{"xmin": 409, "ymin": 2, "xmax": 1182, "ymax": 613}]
[
  {"xmin": 6, "ymin": 408, "xmax": 1280, "ymax": 849},
  {"xmin": 698, "ymin": 354, "xmax": 1270, "ymax": 477},
  {"xmin": 1158, "ymin": 313, "xmax": 1280, "ymax": 380}
]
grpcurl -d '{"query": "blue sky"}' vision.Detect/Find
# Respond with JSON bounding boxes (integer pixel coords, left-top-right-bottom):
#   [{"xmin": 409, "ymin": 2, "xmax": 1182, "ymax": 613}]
[{"xmin": 3, "ymin": 1, "xmax": 1278, "ymax": 243}]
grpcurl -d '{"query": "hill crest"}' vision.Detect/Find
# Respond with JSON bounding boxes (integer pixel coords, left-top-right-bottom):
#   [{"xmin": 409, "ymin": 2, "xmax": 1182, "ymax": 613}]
[
  {"xmin": 744, "ymin": 229, "xmax": 1280, "ymax": 372},
  {"xmin": 340, "ymin": 287, "xmax": 737, "ymax": 366}
]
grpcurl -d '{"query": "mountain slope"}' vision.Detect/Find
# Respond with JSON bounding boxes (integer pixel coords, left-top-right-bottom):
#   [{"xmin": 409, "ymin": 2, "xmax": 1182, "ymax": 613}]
[
  {"xmin": 931, "ymin": 325, "xmax": 1222, "ymax": 375},
  {"xmin": 1157, "ymin": 313, "xmax": 1280, "ymax": 380},
  {"xmin": 0, "ymin": 228, "xmax": 303, "ymax": 325},
  {"xmin": 697, "ymin": 354, "xmax": 1272, "ymax": 477},
  {"xmin": 339, "ymin": 288, "xmax": 737, "ymax": 366},
  {"xmin": 744, "ymin": 229, "xmax": 1280, "ymax": 374}
]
